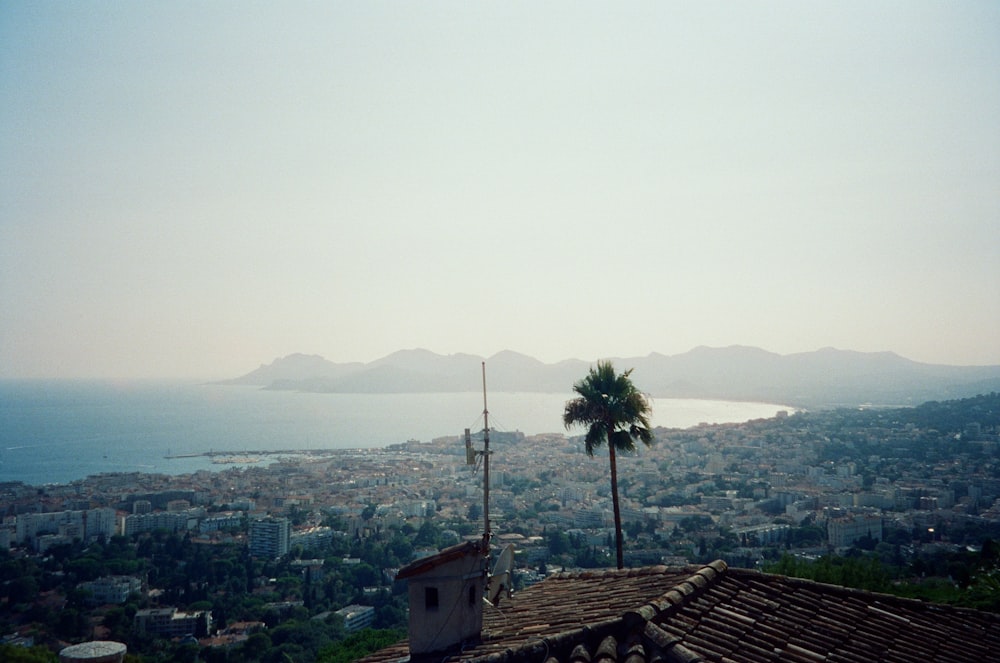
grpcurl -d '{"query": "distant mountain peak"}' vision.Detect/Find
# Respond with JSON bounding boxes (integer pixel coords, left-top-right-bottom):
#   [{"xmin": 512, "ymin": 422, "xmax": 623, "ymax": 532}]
[
  {"xmin": 277, "ymin": 352, "xmax": 329, "ymax": 363},
  {"xmin": 488, "ymin": 350, "xmax": 545, "ymax": 365},
  {"xmin": 683, "ymin": 345, "xmax": 778, "ymax": 357}
]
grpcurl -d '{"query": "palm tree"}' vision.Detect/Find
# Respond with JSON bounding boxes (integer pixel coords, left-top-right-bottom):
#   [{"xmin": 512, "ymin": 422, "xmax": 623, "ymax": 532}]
[{"xmin": 563, "ymin": 360, "xmax": 653, "ymax": 569}]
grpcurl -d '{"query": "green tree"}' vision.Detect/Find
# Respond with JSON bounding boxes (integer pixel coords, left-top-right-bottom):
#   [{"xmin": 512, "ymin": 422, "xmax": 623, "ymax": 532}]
[
  {"xmin": 546, "ymin": 529, "xmax": 571, "ymax": 556},
  {"xmin": 563, "ymin": 360, "xmax": 653, "ymax": 569},
  {"xmin": 413, "ymin": 520, "xmax": 441, "ymax": 549},
  {"xmin": 0, "ymin": 644, "xmax": 59, "ymax": 663},
  {"xmin": 317, "ymin": 628, "xmax": 406, "ymax": 663},
  {"xmin": 241, "ymin": 630, "xmax": 273, "ymax": 659}
]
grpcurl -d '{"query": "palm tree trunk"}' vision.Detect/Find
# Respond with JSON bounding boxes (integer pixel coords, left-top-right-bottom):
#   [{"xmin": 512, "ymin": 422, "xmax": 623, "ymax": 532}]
[{"xmin": 608, "ymin": 437, "xmax": 624, "ymax": 569}]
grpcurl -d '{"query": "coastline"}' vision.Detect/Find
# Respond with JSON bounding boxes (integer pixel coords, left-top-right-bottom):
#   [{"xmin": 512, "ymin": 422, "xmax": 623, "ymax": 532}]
[{"xmin": 0, "ymin": 381, "xmax": 793, "ymax": 486}]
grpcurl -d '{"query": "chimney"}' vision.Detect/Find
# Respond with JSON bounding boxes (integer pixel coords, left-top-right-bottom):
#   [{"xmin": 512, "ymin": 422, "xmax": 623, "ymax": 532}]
[{"xmin": 395, "ymin": 540, "xmax": 486, "ymax": 657}]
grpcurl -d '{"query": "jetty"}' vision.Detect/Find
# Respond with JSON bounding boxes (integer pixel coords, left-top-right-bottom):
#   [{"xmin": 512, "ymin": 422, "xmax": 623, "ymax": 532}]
[{"xmin": 164, "ymin": 448, "xmax": 342, "ymax": 460}]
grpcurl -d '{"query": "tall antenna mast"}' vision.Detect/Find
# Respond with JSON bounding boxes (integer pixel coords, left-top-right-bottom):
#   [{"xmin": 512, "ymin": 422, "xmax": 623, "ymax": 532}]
[{"xmin": 481, "ymin": 361, "xmax": 491, "ymax": 548}]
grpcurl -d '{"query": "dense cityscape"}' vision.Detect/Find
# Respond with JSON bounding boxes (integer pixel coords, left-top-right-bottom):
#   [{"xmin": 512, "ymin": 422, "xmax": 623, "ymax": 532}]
[{"xmin": 2, "ymin": 392, "xmax": 999, "ymax": 662}]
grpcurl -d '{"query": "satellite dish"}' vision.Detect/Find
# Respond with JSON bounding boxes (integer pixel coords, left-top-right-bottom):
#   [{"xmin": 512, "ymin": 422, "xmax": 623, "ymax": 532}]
[{"xmin": 485, "ymin": 543, "xmax": 515, "ymax": 606}]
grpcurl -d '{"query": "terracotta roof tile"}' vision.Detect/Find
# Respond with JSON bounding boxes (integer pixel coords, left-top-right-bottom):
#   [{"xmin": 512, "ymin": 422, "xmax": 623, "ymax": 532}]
[{"xmin": 358, "ymin": 561, "xmax": 1000, "ymax": 663}]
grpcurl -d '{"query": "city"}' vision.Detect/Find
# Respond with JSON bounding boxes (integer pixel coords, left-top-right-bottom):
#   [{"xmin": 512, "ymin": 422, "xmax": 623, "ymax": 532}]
[{"xmin": 1, "ymin": 392, "xmax": 998, "ymax": 661}]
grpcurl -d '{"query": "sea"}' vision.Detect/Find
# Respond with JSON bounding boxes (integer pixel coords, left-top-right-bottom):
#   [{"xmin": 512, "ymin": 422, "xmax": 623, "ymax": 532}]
[{"xmin": 0, "ymin": 381, "xmax": 792, "ymax": 486}]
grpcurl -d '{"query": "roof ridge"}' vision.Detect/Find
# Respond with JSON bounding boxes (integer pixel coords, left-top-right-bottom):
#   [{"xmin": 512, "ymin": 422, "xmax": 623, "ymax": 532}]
[
  {"xmin": 625, "ymin": 559, "xmax": 728, "ymax": 623},
  {"xmin": 727, "ymin": 566, "xmax": 1000, "ymax": 622},
  {"xmin": 468, "ymin": 616, "xmax": 625, "ymax": 662},
  {"xmin": 465, "ymin": 563, "xmax": 730, "ymax": 662}
]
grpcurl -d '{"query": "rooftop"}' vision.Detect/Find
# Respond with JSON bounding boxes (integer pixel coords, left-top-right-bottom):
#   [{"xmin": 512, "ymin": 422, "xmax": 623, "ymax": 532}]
[{"xmin": 360, "ymin": 560, "xmax": 1000, "ymax": 662}]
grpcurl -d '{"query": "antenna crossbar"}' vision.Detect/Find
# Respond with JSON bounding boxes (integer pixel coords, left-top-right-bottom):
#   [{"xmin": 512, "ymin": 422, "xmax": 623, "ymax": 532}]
[{"xmin": 481, "ymin": 361, "xmax": 491, "ymax": 549}]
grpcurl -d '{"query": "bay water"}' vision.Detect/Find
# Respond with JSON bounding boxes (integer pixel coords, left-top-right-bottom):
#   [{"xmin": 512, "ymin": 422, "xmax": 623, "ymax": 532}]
[{"xmin": 0, "ymin": 381, "xmax": 790, "ymax": 486}]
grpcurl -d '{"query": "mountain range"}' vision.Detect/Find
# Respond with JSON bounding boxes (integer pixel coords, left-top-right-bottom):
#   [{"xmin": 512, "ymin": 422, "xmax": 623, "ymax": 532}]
[{"xmin": 219, "ymin": 347, "xmax": 1000, "ymax": 409}]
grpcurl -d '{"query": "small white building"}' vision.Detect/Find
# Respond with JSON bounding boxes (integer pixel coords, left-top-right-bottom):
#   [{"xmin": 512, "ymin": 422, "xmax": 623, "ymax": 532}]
[
  {"xmin": 335, "ymin": 604, "xmax": 375, "ymax": 632},
  {"xmin": 134, "ymin": 607, "xmax": 211, "ymax": 638},
  {"xmin": 78, "ymin": 575, "xmax": 143, "ymax": 605}
]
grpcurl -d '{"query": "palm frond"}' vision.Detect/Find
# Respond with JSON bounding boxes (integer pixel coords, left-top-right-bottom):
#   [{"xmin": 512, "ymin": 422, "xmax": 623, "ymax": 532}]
[
  {"xmin": 583, "ymin": 425, "xmax": 605, "ymax": 456},
  {"xmin": 563, "ymin": 360, "xmax": 654, "ymax": 452}
]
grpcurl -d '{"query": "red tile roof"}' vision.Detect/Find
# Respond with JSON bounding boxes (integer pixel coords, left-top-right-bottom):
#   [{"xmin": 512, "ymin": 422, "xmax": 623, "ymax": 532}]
[{"xmin": 359, "ymin": 560, "xmax": 1000, "ymax": 662}]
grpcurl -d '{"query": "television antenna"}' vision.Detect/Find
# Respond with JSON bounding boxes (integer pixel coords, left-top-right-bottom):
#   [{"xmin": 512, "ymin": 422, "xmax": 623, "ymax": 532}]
[
  {"xmin": 465, "ymin": 361, "xmax": 492, "ymax": 548},
  {"xmin": 465, "ymin": 362, "xmax": 516, "ymax": 604}
]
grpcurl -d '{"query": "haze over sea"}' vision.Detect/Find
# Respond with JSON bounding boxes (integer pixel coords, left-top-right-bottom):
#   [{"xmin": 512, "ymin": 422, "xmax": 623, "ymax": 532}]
[{"xmin": 0, "ymin": 381, "xmax": 791, "ymax": 486}]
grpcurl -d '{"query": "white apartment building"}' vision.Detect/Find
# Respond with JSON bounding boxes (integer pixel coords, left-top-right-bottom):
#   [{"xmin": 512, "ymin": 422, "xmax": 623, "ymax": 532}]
[
  {"xmin": 199, "ymin": 512, "xmax": 245, "ymax": 533},
  {"xmin": 134, "ymin": 607, "xmax": 211, "ymax": 638},
  {"xmin": 336, "ymin": 604, "xmax": 375, "ymax": 632},
  {"xmin": 119, "ymin": 508, "xmax": 204, "ymax": 537},
  {"xmin": 290, "ymin": 525, "xmax": 333, "ymax": 551},
  {"xmin": 249, "ymin": 516, "xmax": 290, "ymax": 559},
  {"xmin": 827, "ymin": 513, "xmax": 883, "ymax": 548},
  {"xmin": 15, "ymin": 508, "xmax": 117, "ymax": 547}
]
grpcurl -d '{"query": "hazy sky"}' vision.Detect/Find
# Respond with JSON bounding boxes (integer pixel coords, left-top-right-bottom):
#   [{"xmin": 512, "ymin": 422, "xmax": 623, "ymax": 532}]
[{"xmin": 2, "ymin": 2, "xmax": 998, "ymax": 380}]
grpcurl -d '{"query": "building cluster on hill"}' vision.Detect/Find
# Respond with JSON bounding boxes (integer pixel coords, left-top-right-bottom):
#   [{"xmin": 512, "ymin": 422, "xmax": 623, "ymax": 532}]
[
  {"xmin": 1, "ymin": 394, "xmax": 998, "ymax": 659},
  {"xmin": 2, "ymin": 399, "xmax": 1000, "ymax": 566}
]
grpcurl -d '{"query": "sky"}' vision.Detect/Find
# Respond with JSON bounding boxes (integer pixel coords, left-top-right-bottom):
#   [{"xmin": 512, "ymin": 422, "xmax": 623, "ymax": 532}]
[{"xmin": 1, "ymin": 2, "xmax": 998, "ymax": 380}]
